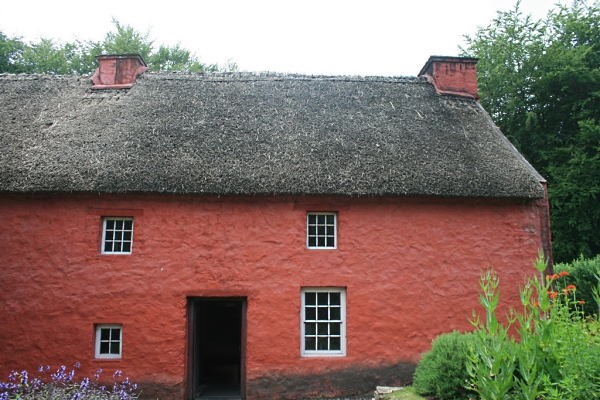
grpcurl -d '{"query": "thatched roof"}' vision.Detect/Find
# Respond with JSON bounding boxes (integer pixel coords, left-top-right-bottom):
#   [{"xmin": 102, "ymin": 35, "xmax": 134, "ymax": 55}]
[{"xmin": 0, "ymin": 71, "xmax": 544, "ymax": 198}]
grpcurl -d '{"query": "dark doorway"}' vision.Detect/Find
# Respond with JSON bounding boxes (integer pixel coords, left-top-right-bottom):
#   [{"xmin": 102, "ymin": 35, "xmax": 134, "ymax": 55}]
[{"xmin": 188, "ymin": 298, "xmax": 246, "ymax": 400}]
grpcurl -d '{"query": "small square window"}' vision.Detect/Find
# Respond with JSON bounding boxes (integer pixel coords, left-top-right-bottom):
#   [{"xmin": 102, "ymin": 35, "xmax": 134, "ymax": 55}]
[
  {"xmin": 102, "ymin": 218, "xmax": 133, "ymax": 254},
  {"xmin": 95, "ymin": 324, "xmax": 122, "ymax": 359},
  {"xmin": 301, "ymin": 288, "xmax": 346, "ymax": 356},
  {"xmin": 307, "ymin": 213, "xmax": 336, "ymax": 249}
]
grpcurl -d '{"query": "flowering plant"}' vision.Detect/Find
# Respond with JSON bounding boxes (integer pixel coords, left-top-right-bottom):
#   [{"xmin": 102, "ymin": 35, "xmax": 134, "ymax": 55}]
[
  {"xmin": 467, "ymin": 251, "xmax": 600, "ymax": 400},
  {"xmin": 0, "ymin": 363, "xmax": 139, "ymax": 400}
]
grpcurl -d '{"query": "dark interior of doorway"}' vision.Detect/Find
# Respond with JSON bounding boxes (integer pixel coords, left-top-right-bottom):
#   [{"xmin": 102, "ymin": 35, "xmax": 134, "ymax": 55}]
[{"xmin": 193, "ymin": 299, "xmax": 243, "ymax": 399}]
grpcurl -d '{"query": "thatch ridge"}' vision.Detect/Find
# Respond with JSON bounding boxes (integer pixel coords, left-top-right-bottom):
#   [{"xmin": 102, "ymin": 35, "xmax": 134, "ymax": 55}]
[{"xmin": 0, "ymin": 71, "xmax": 545, "ymax": 198}]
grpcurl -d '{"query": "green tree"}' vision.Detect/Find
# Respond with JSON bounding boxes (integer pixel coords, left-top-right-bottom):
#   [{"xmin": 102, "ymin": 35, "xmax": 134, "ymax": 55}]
[
  {"xmin": 21, "ymin": 38, "xmax": 97, "ymax": 75},
  {"xmin": 148, "ymin": 44, "xmax": 220, "ymax": 72},
  {"xmin": 100, "ymin": 18, "xmax": 153, "ymax": 61},
  {"xmin": 0, "ymin": 18, "xmax": 236, "ymax": 75},
  {"xmin": 463, "ymin": 0, "xmax": 600, "ymax": 262},
  {"xmin": 0, "ymin": 32, "xmax": 26, "ymax": 73}
]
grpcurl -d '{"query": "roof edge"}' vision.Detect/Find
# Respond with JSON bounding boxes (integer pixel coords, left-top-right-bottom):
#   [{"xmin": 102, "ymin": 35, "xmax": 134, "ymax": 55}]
[{"xmin": 475, "ymin": 102, "xmax": 546, "ymax": 184}]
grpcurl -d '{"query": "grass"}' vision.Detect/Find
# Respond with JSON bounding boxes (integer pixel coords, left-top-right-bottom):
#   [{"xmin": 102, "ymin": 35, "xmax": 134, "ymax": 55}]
[{"xmin": 380, "ymin": 386, "xmax": 429, "ymax": 400}]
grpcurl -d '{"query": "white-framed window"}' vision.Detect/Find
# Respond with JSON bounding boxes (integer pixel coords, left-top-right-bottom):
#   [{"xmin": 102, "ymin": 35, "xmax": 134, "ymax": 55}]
[
  {"xmin": 102, "ymin": 218, "xmax": 133, "ymax": 254},
  {"xmin": 307, "ymin": 213, "xmax": 336, "ymax": 249},
  {"xmin": 301, "ymin": 288, "xmax": 346, "ymax": 357},
  {"xmin": 95, "ymin": 324, "xmax": 122, "ymax": 359}
]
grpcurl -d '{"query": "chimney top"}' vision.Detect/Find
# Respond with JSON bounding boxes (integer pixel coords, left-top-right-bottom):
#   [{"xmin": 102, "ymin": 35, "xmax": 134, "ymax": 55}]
[
  {"xmin": 418, "ymin": 56, "xmax": 479, "ymax": 100},
  {"xmin": 91, "ymin": 54, "xmax": 148, "ymax": 90}
]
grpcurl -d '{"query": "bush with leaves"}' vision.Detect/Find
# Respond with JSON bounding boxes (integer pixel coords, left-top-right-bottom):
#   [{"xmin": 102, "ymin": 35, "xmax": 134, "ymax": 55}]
[
  {"xmin": 554, "ymin": 254, "xmax": 600, "ymax": 317},
  {"xmin": 0, "ymin": 364, "xmax": 139, "ymax": 400},
  {"xmin": 412, "ymin": 330, "xmax": 474, "ymax": 400},
  {"xmin": 467, "ymin": 253, "xmax": 600, "ymax": 399}
]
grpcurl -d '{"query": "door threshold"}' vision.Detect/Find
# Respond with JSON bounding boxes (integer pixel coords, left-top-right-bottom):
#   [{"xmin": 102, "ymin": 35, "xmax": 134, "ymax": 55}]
[{"xmin": 196, "ymin": 397, "xmax": 241, "ymax": 400}]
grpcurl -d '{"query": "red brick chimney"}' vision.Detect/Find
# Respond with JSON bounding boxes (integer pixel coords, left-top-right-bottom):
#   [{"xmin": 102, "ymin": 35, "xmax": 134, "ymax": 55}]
[
  {"xmin": 418, "ymin": 56, "xmax": 479, "ymax": 100},
  {"xmin": 91, "ymin": 54, "xmax": 148, "ymax": 90}
]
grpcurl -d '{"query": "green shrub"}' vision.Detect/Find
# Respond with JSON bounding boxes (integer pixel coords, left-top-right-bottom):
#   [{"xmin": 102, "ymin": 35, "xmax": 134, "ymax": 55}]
[
  {"xmin": 412, "ymin": 330, "xmax": 474, "ymax": 400},
  {"xmin": 554, "ymin": 254, "xmax": 600, "ymax": 317}
]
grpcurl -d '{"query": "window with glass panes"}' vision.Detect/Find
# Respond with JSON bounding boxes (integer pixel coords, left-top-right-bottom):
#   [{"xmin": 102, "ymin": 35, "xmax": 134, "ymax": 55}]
[
  {"xmin": 102, "ymin": 218, "xmax": 133, "ymax": 254},
  {"xmin": 95, "ymin": 324, "xmax": 122, "ymax": 358},
  {"xmin": 301, "ymin": 288, "xmax": 345, "ymax": 356},
  {"xmin": 307, "ymin": 213, "xmax": 336, "ymax": 248}
]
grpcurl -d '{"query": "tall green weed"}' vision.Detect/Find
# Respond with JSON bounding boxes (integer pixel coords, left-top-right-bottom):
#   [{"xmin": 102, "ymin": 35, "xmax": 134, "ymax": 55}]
[{"xmin": 467, "ymin": 253, "xmax": 600, "ymax": 399}]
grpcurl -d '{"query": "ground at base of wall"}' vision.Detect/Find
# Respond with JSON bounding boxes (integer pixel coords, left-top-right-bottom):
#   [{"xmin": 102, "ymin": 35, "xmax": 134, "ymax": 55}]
[
  {"xmin": 304, "ymin": 386, "xmax": 428, "ymax": 400},
  {"xmin": 377, "ymin": 387, "xmax": 428, "ymax": 400},
  {"xmin": 302, "ymin": 394, "xmax": 373, "ymax": 400}
]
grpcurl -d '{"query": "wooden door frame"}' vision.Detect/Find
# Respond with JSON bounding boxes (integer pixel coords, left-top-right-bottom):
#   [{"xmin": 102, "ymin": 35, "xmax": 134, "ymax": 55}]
[{"xmin": 186, "ymin": 297, "xmax": 247, "ymax": 400}]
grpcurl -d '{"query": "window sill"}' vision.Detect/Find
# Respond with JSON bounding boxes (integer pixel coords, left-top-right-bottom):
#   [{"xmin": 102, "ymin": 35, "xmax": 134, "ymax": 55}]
[{"xmin": 301, "ymin": 352, "xmax": 346, "ymax": 358}]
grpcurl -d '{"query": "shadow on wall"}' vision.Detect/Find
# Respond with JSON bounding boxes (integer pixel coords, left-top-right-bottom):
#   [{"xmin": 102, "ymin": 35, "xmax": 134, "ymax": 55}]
[{"xmin": 247, "ymin": 362, "xmax": 416, "ymax": 399}]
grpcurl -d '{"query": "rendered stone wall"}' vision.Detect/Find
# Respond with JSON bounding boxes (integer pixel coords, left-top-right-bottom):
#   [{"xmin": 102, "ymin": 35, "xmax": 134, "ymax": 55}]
[{"xmin": 0, "ymin": 193, "xmax": 548, "ymax": 399}]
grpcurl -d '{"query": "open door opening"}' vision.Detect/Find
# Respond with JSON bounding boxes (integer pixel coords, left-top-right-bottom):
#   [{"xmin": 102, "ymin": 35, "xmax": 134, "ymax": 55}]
[{"xmin": 188, "ymin": 298, "xmax": 246, "ymax": 400}]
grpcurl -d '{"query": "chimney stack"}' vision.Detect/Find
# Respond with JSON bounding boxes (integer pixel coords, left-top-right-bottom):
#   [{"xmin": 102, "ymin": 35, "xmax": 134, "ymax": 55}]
[
  {"xmin": 418, "ymin": 56, "xmax": 479, "ymax": 100},
  {"xmin": 91, "ymin": 54, "xmax": 148, "ymax": 90}
]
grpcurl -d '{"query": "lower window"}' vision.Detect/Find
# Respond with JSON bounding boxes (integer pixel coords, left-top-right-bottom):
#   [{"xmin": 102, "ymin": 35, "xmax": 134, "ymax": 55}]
[
  {"xmin": 301, "ymin": 288, "xmax": 346, "ymax": 356},
  {"xmin": 95, "ymin": 324, "xmax": 122, "ymax": 359}
]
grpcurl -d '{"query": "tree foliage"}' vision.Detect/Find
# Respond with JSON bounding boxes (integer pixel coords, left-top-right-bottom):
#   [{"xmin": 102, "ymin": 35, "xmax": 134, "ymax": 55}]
[
  {"xmin": 463, "ymin": 0, "xmax": 600, "ymax": 262},
  {"xmin": 0, "ymin": 19, "xmax": 236, "ymax": 75},
  {"xmin": 0, "ymin": 32, "xmax": 26, "ymax": 73}
]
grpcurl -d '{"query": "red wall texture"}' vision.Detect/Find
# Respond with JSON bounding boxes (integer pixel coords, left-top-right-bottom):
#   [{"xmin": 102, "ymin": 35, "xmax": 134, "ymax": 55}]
[{"xmin": 0, "ymin": 193, "xmax": 548, "ymax": 399}]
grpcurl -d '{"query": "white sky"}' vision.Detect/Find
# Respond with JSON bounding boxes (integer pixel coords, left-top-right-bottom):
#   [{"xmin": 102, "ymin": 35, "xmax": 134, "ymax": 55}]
[{"xmin": 0, "ymin": 0, "xmax": 571, "ymax": 76}]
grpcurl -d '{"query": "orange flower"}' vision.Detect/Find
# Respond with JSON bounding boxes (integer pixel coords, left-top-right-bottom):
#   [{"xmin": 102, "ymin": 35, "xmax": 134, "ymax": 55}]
[
  {"xmin": 553, "ymin": 274, "xmax": 560, "ymax": 279},
  {"xmin": 549, "ymin": 291, "xmax": 558, "ymax": 299},
  {"xmin": 534, "ymin": 301, "xmax": 540, "ymax": 307},
  {"xmin": 559, "ymin": 271, "xmax": 569, "ymax": 277},
  {"xmin": 579, "ymin": 300, "xmax": 585, "ymax": 304},
  {"xmin": 547, "ymin": 275, "xmax": 555, "ymax": 280},
  {"xmin": 566, "ymin": 284, "xmax": 576, "ymax": 291}
]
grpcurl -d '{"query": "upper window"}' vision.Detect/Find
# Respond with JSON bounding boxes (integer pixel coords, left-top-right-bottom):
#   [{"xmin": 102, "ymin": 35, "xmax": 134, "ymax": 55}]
[
  {"xmin": 95, "ymin": 324, "xmax": 122, "ymax": 359},
  {"xmin": 301, "ymin": 288, "xmax": 346, "ymax": 357},
  {"xmin": 102, "ymin": 218, "xmax": 133, "ymax": 254},
  {"xmin": 307, "ymin": 213, "xmax": 336, "ymax": 249}
]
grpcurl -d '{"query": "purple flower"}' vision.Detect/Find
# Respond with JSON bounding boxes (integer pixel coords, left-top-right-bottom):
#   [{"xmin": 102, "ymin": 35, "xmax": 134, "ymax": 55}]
[
  {"xmin": 80, "ymin": 377, "xmax": 90, "ymax": 389},
  {"xmin": 74, "ymin": 362, "xmax": 81, "ymax": 369},
  {"xmin": 94, "ymin": 368, "xmax": 102, "ymax": 380},
  {"xmin": 31, "ymin": 377, "xmax": 42, "ymax": 389},
  {"xmin": 113, "ymin": 370, "xmax": 123, "ymax": 378},
  {"xmin": 51, "ymin": 366, "xmax": 67, "ymax": 382},
  {"xmin": 20, "ymin": 370, "xmax": 28, "ymax": 385}
]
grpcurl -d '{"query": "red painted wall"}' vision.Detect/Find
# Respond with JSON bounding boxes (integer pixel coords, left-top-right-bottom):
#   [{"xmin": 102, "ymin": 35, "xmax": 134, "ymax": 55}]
[
  {"xmin": 420, "ymin": 58, "xmax": 479, "ymax": 100},
  {"xmin": 0, "ymin": 193, "xmax": 547, "ymax": 398},
  {"xmin": 431, "ymin": 60, "xmax": 479, "ymax": 99}
]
